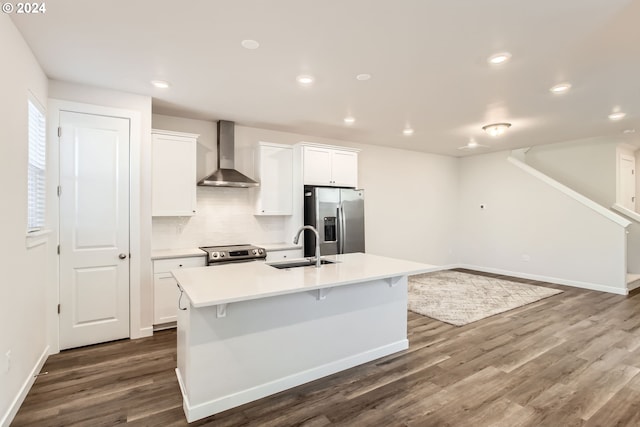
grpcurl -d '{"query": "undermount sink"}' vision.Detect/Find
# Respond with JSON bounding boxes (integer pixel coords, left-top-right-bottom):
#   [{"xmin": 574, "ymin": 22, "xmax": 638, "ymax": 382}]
[{"xmin": 268, "ymin": 258, "xmax": 338, "ymax": 269}]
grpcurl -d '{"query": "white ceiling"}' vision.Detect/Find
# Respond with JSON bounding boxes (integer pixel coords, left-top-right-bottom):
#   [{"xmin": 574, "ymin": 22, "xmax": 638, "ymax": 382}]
[{"xmin": 11, "ymin": 0, "xmax": 640, "ymax": 156}]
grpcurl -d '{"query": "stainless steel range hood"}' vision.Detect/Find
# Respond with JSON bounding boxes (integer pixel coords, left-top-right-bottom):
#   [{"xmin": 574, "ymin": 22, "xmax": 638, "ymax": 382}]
[{"xmin": 198, "ymin": 120, "xmax": 259, "ymax": 188}]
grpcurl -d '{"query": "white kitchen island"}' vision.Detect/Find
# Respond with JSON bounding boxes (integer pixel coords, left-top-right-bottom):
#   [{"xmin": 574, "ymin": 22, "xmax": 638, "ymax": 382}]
[{"xmin": 172, "ymin": 252, "xmax": 439, "ymax": 422}]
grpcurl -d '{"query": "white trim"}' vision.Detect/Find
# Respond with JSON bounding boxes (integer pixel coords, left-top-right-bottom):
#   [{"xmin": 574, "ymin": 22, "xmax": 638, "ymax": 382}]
[
  {"xmin": 0, "ymin": 346, "xmax": 49, "ymax": 427},
  {"xmin": 507, "ymin": 156, "xmax": 631, "ymax": 228},
  {"xmin": 455, "ymin": 264, "xmax": 628, "ymax": 295},
  {"xmin": 177, "ymin": 339, "xmax": 408, "ymax": 423},
  {"xmin": 138, "ymin": 326, "xmax": 153, "ymax": 338},
  {"xmin": 151, "ymin": 129, "xmax": 199, "ymax": 139},
  {"xmin": 25, "ymin": 228, "xmax": 51, "ymax": 249},
  {"xmin": 47, "ymin": 99, "xmax": 145, "ymax": 352},
  {"xmin": 296, "ymin": 141, "xmax": 361, "ymax": 153},
  {"xmin": 612, "ymin": 203, "xmax": 640, "ymax": 223}
]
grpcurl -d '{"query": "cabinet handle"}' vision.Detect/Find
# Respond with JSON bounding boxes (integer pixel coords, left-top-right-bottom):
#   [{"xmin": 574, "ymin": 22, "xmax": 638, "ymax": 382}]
[{"xmin": 179, "ymin": 264, "xmax": 183, "ymax": 267}]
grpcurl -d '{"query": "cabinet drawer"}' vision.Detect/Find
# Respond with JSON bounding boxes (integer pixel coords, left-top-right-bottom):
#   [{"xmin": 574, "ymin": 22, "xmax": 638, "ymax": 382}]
[
  {"xmin": 266, "ymin": 249, "xmax": 303, "ymax": 262},
  {"xmin": 153, "ymin": 256, "xmax": 206, "ymax": 274}
]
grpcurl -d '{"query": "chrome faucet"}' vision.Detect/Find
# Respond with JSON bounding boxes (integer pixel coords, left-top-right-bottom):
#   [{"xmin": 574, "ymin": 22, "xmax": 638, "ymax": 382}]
[{"xmin": 293, "ymin": 225, "xmax": 321, "ymax": 268}]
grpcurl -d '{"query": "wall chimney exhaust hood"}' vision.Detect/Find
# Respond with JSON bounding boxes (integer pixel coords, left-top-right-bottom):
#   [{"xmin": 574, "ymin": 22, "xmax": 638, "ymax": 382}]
[{"xmin": 198, "ymin": 120, "xmax": 259, "ymax": 188}]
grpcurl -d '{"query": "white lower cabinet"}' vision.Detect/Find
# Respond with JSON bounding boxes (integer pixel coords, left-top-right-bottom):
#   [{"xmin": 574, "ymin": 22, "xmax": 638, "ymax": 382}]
[
  {"xmin": 266, "ymin": 248, "xmax": 303, "ymax": 262},
  {"xmin": 153, "ymin": 256, "xmax": 206, "ymax": 325}
]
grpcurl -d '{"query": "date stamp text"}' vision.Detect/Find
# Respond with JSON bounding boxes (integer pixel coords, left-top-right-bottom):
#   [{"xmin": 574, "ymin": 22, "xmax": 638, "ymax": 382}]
[{"xmin": 2, "ymin": 2, "xmax": 46, "ymax": 14}]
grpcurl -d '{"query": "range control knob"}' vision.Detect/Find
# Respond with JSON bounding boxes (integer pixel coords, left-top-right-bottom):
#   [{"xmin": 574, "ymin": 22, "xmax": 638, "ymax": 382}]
[
  {"xmin": 211, "ymin": 252, "xmax": 219, "ymax": 258},
  {"xmin": 220, "ymin": 253, "xmax": 225, "ymax": 258},
  {"xmin": 258, "ymin": 249, "xmax": 264, "ymax": 255},
  {"xmin": 252, "ymin": 249, "xmax": 258, "ymax": 255}
]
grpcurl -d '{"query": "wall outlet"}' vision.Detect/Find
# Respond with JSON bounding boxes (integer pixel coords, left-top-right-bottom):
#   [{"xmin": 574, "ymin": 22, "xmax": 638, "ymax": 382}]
[{"xmin": 521, "ymin": 254, "xmax": 531, "ymax": 262}]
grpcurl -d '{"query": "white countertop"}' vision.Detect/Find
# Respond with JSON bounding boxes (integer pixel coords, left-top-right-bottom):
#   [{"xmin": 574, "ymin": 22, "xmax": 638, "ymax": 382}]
[
  {"xmin": 151, "ymin": 243, "xmax": 301, "ymax": 260},
  {"xmin": 152, "ymin": 248, "xmax": 206, "ymax": 260},
  {"xmin": 172, "ymin": 252, "xmax": 441, "ymax": 308}
]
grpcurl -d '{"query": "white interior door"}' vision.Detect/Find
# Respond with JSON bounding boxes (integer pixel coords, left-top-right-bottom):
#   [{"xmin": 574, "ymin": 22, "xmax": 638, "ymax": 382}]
[
  {"xmin": 620, "ymin": 154, "xmax": 636, "ymax": 211},
  {"xmin": 59, "ymin": 111, "xmax": 130, "ymax": 350}
]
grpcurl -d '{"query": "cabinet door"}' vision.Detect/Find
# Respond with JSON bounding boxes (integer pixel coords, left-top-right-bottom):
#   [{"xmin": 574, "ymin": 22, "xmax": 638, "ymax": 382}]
[
  {"xmin": 256, "ymin": 144, "xmax": 293, "ymax": 215},
  {"xmin": 154, "ymin": 273, "xmax": 180, "ymax": 324},
  {"xmin": 303, "ymin": 146, "xmax": 333, "ymax": 185},
  {"xmin": 331, "ymin": 150, "xmax": 358, "ymax": 188},
  {"xmin": 152, "ymin": 133, "xmax": 197, "ymax": 216}
]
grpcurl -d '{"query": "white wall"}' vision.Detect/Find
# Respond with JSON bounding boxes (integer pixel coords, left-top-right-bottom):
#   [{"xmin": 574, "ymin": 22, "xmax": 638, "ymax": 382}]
[
  {"xmin": 457, "ymin": 151, "xmax": 627, "ymax": 293},
  {"xmin": 151, "ymin": 117, "xmax": 459, "ymax": 266},
  {"xmin": 524, "ymin": 137, "xmax": 618, "ymax": 207},
  {"xmin": 0, "ymin": 15, "xmax": 50, "ymax": 427},
  {"xmin": 48, "ymin": 80, "xmax": 154, "ymax": 337}
]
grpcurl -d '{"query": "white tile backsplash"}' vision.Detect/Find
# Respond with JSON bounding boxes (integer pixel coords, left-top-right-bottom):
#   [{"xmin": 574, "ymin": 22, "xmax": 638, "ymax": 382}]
[{"xmin": 152, "ymin": 187, "xmax": 287, "ymax": 249}]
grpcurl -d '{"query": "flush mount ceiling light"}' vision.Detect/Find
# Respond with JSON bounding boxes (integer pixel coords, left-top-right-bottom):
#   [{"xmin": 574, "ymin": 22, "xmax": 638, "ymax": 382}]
[
  {"xmin": 150, "ymin": 80, "xmax": 170, "ymax": 89},
  {"xmin": 550, "ymin": 82, "xmax": 572, "ymax": 94},
  {"xmin": 344, "ymin": 116, "xmax": 355, "ymax": 125},
  {"xmin": 241, "ymin": 39, "xmax": 260, "ymax": 49},
  {"xmin": 356, "ymin": 73, "xmax": 372, "ymax": 81},
  {"xmin": 296, "ymin": 75, "xmax": 315, "ymax": 86},
  {"xmin": 623, "ymin": 129, "xmax": 636, "ymax": 134},
  {"xmin": 487, "ymin": 52, "xmax": 512, "ymax": 65},
  {"xmin": 608, "ymin": 112, "xmax": 626, "ymax": 121},
  {"xmin": 403, "ymin": 128, "xmax": 414, "ymax": 136},
  {"xmin": 482, "ymin": 122, "xmax": 512, "ymax": 137}
]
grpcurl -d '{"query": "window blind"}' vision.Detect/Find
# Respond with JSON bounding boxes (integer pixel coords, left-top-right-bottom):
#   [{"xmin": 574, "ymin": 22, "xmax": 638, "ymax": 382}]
[{"xmin": 27, "ymin": 98, "xmax": 46, "ymax": 232}]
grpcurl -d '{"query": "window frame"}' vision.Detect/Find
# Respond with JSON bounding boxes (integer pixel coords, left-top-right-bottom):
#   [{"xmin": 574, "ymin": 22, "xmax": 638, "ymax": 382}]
[{"xmin": 26, "ymin": 93, "xmax": 47, "ymax": 235}]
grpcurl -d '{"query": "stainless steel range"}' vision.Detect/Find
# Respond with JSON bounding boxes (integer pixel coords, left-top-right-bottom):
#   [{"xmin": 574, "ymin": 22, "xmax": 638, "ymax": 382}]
[{"xmin": 199, "ymin": 244, "xmax": 266, "ymax": 265}]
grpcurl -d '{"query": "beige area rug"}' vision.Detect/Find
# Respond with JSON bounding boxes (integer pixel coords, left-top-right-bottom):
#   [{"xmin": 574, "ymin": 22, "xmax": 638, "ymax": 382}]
[{"xmin": 408, "ymin": 270, "xmax": 563, "ymax": 326}]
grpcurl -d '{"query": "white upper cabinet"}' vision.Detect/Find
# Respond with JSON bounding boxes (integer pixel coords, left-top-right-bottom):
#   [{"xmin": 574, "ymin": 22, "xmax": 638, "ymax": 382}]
[
  {"xmin": 302, "ymin": 144, "xmax": 359, "ymax": 187},
  {"xmin": 152, "ymin": 130, "xmax": 198, "ymax": 217},
  {"xmin": 254, "ymin": 142, "xmax": 293, "ymax": 215}
]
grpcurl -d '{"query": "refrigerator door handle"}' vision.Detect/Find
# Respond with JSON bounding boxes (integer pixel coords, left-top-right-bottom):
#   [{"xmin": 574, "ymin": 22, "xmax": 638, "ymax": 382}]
[{"xmin": 338, "ymin": 201, "xmax": 345, "ymax": 254}]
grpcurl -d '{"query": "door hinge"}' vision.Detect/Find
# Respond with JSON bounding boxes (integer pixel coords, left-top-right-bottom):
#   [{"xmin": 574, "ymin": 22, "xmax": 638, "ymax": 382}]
[
  {"xmin": 57, "ymin": 244, "xmax": 60, "ymax": 255},
  {"xmin": 58, "ymin": 127, "xmax": 61, "ymax": 137},
  {"xmin": 57, "ymin": 304, "xmax": 60, "ymax": 314},
  {"xmin": 57, "ymin": 186, "xmax": 61, "ymax": 197}
]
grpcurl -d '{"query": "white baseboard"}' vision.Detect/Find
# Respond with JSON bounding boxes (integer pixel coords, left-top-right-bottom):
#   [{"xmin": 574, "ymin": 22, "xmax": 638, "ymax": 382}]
[
  {"xmin": 455, "ymin": 264, "xmax": 628, "ymax": 295},
  {"xmin": 1, "ymin": 345, "xmax": 49, "ymax": 427},
  {"xmin": 131, "ymin": 326, "xmax": 153, "ymax": 339},
  {"xmin": 177, "ymin": 339, "xmax": 408, "ymax": 423}
]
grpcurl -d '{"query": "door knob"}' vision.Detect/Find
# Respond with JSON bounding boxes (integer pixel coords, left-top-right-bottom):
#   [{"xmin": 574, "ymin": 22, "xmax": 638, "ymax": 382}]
[{"xmin": 119, "ymin": 253, "xmax": 127, "ymax": 259}]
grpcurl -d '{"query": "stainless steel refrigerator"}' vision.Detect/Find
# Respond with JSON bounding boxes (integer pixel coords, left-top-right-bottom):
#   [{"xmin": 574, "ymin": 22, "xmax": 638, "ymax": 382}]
[{"xmin": 303, "ymin": 186, "xmax": 365, "ymax": 257}]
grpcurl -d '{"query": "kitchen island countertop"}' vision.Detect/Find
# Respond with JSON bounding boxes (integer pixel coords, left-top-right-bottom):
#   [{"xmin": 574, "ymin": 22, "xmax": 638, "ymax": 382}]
[{"xmin": 172, "ymin": 252, "xmax": 440, "ymax": 308}]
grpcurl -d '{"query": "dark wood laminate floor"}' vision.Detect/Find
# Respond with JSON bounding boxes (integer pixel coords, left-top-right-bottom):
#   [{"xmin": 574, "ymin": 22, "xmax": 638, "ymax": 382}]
[{"xmin": 12, "ymin": 270, "xmax": 640, "ymax": 426}]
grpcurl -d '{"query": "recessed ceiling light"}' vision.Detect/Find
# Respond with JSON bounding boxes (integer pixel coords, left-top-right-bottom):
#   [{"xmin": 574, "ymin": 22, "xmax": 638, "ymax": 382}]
[
  {"xmin": 550, "ymin": 82, "xmax": 572, "ymax": 94},
  {"xmin": 151, "ymin": 80, "xmax": 170, "ymax": 89},
  {"xmin": 296, "ymin": 75, "xmax": 315, "ymax": 86},
  {"xmin": 608, "ymin": 112, "xmax": 626, "ymax": 121},
  {"xmin": 403, "ymin": 128, "xmax": 414, "ymax": 136},
  {"xmin": 623, "ymin": 129, "xmax": 636, "ymax": 134},
  {"xmin": 356, "ymin": 74, "xmax": 371, "ymax": 81},
  {"xmin": 487, "ymin": 52, "xmax": 512, "ymax": 65},
  {"xmin": 241, "ymin": 39, "xmax": 260, "ymax": 49},
  {"xmin": 344, "ymin": 116, "xmax": 355, "ymax": 125},
  {"xmin": 482, "ymin": 122, "xmax": 512, "ymax": 137}
]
